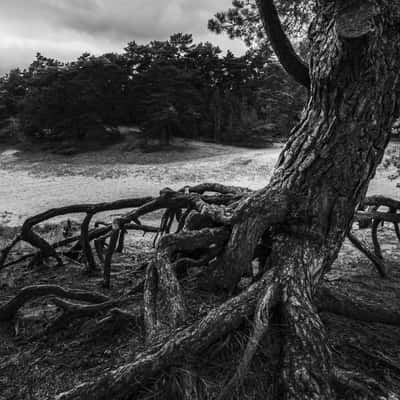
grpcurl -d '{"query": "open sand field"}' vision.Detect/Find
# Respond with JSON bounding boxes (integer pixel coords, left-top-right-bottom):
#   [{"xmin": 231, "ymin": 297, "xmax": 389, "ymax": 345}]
[{"xmin": 1, "ymin": 139, "xmax": 399, "ymax": 227}]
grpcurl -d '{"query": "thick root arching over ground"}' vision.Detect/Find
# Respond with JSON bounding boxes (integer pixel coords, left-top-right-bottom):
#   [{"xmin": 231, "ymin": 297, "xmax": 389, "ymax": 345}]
[{"xmin": 1, "ymin": 185, "xmax": 400, "ymax": 399}]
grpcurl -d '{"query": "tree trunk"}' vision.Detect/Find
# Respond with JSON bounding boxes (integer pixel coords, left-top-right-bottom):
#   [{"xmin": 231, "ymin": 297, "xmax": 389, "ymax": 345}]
[
  {"xmin": 212, "ymin": 87, "xmax": 222, "ymax": 142},
  {"xmin": 218, "ymin": 1, "xmax": 400, "ymax": 397}
]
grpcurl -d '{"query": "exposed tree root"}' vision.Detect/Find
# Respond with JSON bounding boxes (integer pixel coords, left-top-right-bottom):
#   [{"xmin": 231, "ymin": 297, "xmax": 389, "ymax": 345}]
[
  {"xmin": 0, "ymin": 235, "xmax": 22, "ymax": 269},
  {"xmin": 350, "ymin": 195, "xmax": 400, "ymax": 277},
  {"xmin": 46, "ymin": 296, "xmax": 137, "ymax": 333},
  {"xmin": 275, "ymin": 242, "xmax": 334, "ymax": 400},
  {"xmin": 347, "ymin": 343, "xmax": 400, "ymax": 376},
  {"xmin": 0, "ymin": 285, "xmax": 110, "ymax": 321},
  {"xmin": 216, "ymin": 278, "xmax": 279, "ymax": 400},
  {"xmin": 155, "ymin": 249, "xmax": 187, "ymax": 331},
  {"xmin": 371, "ymin": 218, "xmax": 383, "ymax": 260},
  {"xmin": 53, "ymin": 264, "xmax": 400, "ymax": 400},
  {"xmin": 55, "ymin": 271, "xmax": 274, "ymax": 400},
  {"xmin": 4, "ymin": 191, "xmax": 400, "ymax": 399},
  {"xmin": 347, "ymin": 232, "xmax": 387, "ymax": 277},
  {"xmin": 92, "ymin": 307, "xmax": 143, "ymax": 335},
  {"xmin": 332, "ymin": 367, "xmax": 389, "ymax": 399},
  {"xmin": 1, "ymin": 225, "xmax": 112, "ymax": 270},
  {"xmin": 103, "ymin": 228, "xmax": 119, "ymax": 288},
  {"xmin": 145, "ymin": 226, "xmax": 231, "ymax": 344},
  {"xmin": 317, "ymin": 283, "xmax": 400, "ymax": 326},
  {"xmin": 215, "ymin": 187, "xmax": 292, "ymax": 290},
  {"xmin": 144, "ymin": 261, "xmax": 159, "ymax": 343},
  {"xmin": 179, "ymin": 183, "xmax": 251, "ymax": 195},
  {"xmin": 0, "ymin": 184, "xmax": 245, "ymax": 288}
]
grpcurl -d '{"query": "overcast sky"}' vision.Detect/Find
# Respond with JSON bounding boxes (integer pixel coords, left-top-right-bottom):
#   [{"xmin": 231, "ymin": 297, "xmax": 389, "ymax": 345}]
[{"xmin": 0, "ymin": 0, "xmax": 246, "ymax": 75}]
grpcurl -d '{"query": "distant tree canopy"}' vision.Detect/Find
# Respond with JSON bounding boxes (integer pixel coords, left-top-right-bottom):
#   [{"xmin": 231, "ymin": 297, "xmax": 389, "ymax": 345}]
[
  {"xmin": 208, "ymin": 0, "xmax": 313, "ymax": 47},
  {"xmin": 0, "ymin": 31, "xmax": 307, "ymax": 150}
]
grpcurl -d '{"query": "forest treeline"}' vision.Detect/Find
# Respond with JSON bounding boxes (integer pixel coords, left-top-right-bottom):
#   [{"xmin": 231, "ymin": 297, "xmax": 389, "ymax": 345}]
[{"xmin": 0, "ymin": 33, "xmax": 306, "ymax": 152}]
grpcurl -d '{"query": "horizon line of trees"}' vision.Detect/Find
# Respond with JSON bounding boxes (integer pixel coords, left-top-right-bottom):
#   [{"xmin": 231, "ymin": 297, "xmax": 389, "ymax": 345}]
[{"xmin": 0, "ymin": 33, "xmax": 307, "ymax": 152}]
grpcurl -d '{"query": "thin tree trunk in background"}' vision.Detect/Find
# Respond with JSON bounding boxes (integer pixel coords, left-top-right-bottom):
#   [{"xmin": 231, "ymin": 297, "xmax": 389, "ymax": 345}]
[{"xmin": 212, "ymin": 88, "xmax": 222, "ymax": 142}]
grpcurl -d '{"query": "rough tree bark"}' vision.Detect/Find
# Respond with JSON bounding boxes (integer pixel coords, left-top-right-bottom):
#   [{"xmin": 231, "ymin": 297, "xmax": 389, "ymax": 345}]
[
  {"xmin": 218, "ymin": 0, "xmax": 400, "ymax": 396},
  {"xmin": 239, "ymin": 0, "xmax": 400, "ymax": 396},
  {"xmin": 6, "ymin": 1, "xmax": 400, "ymax": 399}
]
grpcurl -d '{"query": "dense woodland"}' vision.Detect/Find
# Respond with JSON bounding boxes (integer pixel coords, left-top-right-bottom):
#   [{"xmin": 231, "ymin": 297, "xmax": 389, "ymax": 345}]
[{"xmin": 0, "ymin": 33, "xmax": 306, "ymax": 151}]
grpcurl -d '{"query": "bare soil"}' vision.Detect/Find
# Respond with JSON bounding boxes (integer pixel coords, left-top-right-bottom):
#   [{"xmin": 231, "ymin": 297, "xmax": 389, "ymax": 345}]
[
  {"xmin": 1, "ymin": 138, "xmax": 400, "ymax": 228},
  {"xmin": 0, "ymin": 137, "xmax": 281, "ymax": 227}
]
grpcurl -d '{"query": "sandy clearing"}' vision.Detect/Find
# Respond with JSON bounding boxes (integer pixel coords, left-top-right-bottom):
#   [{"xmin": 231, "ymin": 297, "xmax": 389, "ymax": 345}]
[{"xmin": 1, "ymin": 140, "xmax": 399, "ymax": 226}]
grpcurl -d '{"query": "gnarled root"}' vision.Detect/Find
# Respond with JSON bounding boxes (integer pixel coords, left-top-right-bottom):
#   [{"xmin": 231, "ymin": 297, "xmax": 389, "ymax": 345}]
[
  {"xmin": 279, "ymin": 287, "xmax": 333, "ymax": 399},
  {"xmin": 5, "ymin": 189, "xmax": 400, "ymax": 400},
  {"xmin": 55, "ymin": 271, "xmax": 274, "ymax": 400},
  {"xmin": 0, "ymin": 285, "xmax": 109, "ymax": 321},
  {"xmin": 216, "ymin": 278, "xmax": 279, "ymax": 400},
  {"xmin": 317, "ymin": 282, "xmax": 400, "ymax": 326},
  {"xmin": 144, "ymin": 227, "xmax": 230, "ymax": 343},
  {"xmin": 0, "ymin": 183, "xmax": 246, "ymax": 290},
  {"xmin": 332, "ymin": 367, "xmax": 389, "ymax": 399},
  {"xmin": 214, "ymin": 187, "xmax": 291, "ymax": 290},
  {"xmin": 7, "ymin": 230, "xmax": 397, "ymax": 400},
  {"xmin": 352, "ymin": 195, "xmax": 400, "ymax": 277},
  {"xmin": 46, "ymin": 296, "xmax": 137, "ymax": 334},
  {"xmin": 347, "ymin": 231, "xmax": 387, "ymax": 277},
  {"xmin": 54, "ymin": 253, "xmax": 354, "ymax": 400}
]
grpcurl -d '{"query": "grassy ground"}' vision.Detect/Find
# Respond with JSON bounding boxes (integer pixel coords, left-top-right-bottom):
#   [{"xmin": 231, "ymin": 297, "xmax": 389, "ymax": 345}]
[
  {"xmin": 1, "ymin": 222, "xmax": 400, "ymax": 399},
  {"xmin": 2, "ymin": 128, "xmax": 261, "ymax": 166}
]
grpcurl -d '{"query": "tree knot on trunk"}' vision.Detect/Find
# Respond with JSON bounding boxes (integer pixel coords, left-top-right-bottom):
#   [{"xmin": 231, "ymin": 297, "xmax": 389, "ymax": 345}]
[{"xmin": 336, "ymin": 0, "xmax": 379, "ymax": 39}]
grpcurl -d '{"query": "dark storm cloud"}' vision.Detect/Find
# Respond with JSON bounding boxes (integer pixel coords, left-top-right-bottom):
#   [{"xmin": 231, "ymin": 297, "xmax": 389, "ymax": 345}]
[{"xmin": 0, "ymin": 0, "xmax": 246, "ymax": 74}]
